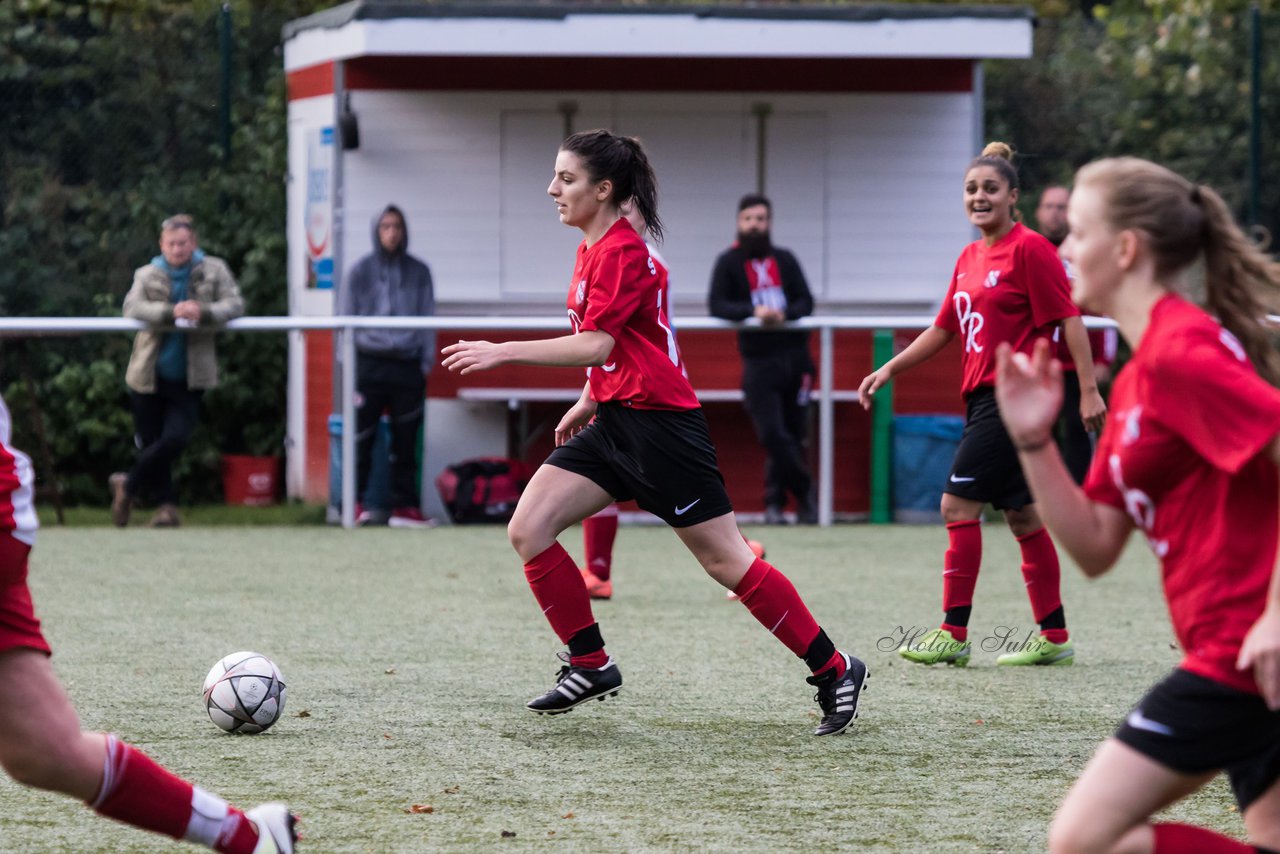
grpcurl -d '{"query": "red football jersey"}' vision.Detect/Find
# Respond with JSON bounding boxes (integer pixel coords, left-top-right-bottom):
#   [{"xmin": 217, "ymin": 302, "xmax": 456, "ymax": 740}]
[
  {"xmin": 1084, "ymin": 295, "xmax": 1280, "ymax": 694},
  {"xmin": 935, "ymin": 223, "xmax": 1079, "ymax": 397},
  {"xmin": 567, "ymin": 219, "xmax": 699, "ymax": 410},
  {"xmin": 0, "ymin": 393, "xmax": 38, "ymax": 546},
  {"xmin": 1057, "ymin": 325, "xmax": 1119, "ymax": 371}
]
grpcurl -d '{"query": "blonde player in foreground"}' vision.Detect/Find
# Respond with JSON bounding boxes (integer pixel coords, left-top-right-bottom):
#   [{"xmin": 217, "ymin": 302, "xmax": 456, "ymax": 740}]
[{"xmin": 997, "ymin": 157, "xmax": 1280, "ymax": 854}]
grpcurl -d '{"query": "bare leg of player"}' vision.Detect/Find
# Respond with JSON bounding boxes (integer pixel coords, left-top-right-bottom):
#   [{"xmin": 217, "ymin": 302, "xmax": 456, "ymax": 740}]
[
  {"xmin": 0, "ymin": 648, "xmax": 296, "ymax": 853},
  {"xmin": 1244, "ymin": 776, "xmax": 1280, "ymax": 852},
  {"xmin": 1049, "ymin": 739, "xmax": 1218, "ymax": 854},
  {"xmin": 673, "ymin": 512, "xmax": 757, "ymax": 589},
  {"xmin": 0, "ymin": 648, "xmax": 105, "ymax": 799},
  {"xmin": 508, "ymin": 464, "xmax": 615, "ymax": 562}
]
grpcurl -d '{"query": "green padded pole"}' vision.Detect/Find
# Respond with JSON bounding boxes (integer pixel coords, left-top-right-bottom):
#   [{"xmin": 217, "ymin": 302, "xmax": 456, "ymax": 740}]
[{"xmin": 870, "ymin": 329, "xmax": 895, "ymax": 524}]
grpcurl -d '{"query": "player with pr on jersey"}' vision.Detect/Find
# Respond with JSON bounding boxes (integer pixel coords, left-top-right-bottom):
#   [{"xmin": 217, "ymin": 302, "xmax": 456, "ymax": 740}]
[{"xmin": 859, "ymin": 142, "xmax": 1106, "ymax": 668}]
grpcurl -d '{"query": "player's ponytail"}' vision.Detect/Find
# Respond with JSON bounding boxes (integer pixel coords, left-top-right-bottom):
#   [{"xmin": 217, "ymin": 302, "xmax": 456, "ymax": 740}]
[
  {"xmin": 561, "ymin": 129, "xmax": 664, "ymax": 242},
  {"xmin": 1077, "ymin": 157, "xmax": 1280, "ymax": 384},
  {"xmin": 617, "ymin": 136, "xmax": 663, "ymax": 243},
  {"xmin": 1195, "ymin": 183, "xmax": 1280, "ymax": 384}
]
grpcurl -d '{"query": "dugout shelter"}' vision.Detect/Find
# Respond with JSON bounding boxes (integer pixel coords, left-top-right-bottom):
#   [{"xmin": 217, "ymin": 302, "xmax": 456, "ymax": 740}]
[{"xmin": 282, "ymin": 2, "xmax": 1034, "ymax": 519}]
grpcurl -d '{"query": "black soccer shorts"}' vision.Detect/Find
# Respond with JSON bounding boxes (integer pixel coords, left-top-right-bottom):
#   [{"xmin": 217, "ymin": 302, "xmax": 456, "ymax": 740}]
[
  {"xmin": 1114, "ymin": 667, "xmax": 1280, "ymax": 811},
  {"xmin": 945, "ymin": 387, "xmax": 1033, "ymax": 511},
  {"xmin": 545, "ymin": 402, "xmax": 733, "ymax": 528}
]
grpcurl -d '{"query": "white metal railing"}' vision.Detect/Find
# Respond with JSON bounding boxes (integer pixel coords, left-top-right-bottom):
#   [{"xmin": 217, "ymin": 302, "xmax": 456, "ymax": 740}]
[{"xmin": 0, "ymin": 314, "xmax": 1119, "ymax": 528}]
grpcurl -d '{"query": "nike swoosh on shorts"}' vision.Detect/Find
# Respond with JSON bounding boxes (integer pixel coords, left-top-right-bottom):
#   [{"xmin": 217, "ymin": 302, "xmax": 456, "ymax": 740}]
[
  {"xmin": 1126, "ymin": 709, "xmax": 1175, "ymax": 736},
  {"xmin": 674, "ymin": 499, "xmax": 701, "ymax": 516},
  {"xmin": 949, "ymin": 475, "xmax": 976, "ymax": 483}
]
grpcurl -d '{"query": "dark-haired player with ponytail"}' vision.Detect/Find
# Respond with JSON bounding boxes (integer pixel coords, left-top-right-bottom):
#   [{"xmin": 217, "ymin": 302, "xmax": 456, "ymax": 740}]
[
  {"xmin": 443, "ymin": 129, "xmax": 867, "ymax": 736},
  {"xmin": 576, "ymin": 202, "xmax": 765, "ymax": 601},
  {"xmin": 859, "ymin": 142, "xmax": 1105, "ymax": 668},
  {"xmin": 998, "ymin": 158, "xmax": 1280, "ymax": 854}
]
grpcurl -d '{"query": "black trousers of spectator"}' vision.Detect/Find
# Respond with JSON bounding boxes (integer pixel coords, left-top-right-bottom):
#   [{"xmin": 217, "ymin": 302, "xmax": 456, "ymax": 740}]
[
  {"xmin": 741, "ymin": 347, "xmax": 815, "ymax": 512},
  {"xmin": 355, "ymin": 353, "xmax": 425, "ymax": 510},
  {"xmin": 127, "ymin": 378, "xmax": 203, "ymax": 505},
  {"xmin": 1055, "ymin": 370, "xmax": 1092, "ymax": 485}
]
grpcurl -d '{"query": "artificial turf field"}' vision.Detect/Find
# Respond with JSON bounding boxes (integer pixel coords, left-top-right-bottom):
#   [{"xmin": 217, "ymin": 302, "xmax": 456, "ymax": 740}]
[{"xmin": 0, "ymin": 524, "xmax": 1248, "ymax": 852}]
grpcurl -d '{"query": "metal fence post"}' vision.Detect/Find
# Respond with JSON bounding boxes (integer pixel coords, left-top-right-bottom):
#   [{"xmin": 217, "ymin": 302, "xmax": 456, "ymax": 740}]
[
  {"xmin": 818, "ymin": 325, "xmax": 834, "ymax": 527},
  {"xmin": 340, "ymin": 324, "xmax": 356, "ymax": 529},
  {"xmin": 870, "ymin": 329, "xmax": 895, "ymax": 524}
]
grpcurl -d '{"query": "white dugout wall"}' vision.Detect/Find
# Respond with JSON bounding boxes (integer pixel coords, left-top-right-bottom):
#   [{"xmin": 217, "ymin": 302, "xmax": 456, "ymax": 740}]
[
  {"xmin": 281, "ymin": 4, "xmax": 1032, "ymax": 501},
  {"xmin": 329, "ymin": 90, "xmax": 975, "ymax": 312}
]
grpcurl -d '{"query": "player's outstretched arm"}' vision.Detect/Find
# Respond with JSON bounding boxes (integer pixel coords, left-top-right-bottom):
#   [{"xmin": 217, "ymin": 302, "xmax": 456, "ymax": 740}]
[
  {"xmin": 1237, "ymin": 434, "xmax": 1280, "ymax": 709},
  {"xmin": 857, "ymin": 325, "xmax": 954, "ymax": 410},
  {"xmin": 442, "ymin": 331, "xmax": 615, "ymax": 375},
  {"xmin": 996, "ymin": 339, "xmax": 1131, "ymax": 576}
]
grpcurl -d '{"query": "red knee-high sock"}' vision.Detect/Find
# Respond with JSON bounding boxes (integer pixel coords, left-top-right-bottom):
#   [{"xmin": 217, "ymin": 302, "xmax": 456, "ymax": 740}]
[
  {"xmin": 524, "ymin": 542, "xmax": 606, "ymax": 667},
  {"xmin": 1153, "ymin": 823, "xmax": 1253, "ymax": 853},
  {"xmin": 1017, "ymin": 527, "xmax": 1068, "ymax": 644},
  {"xmin": 91, "ymin": 735, "xmax": 261, "ymax": 853},
  {"xmin": 941, "ymin": 520, "xmax": 982, "ymax": 642},
  {"xmin": 582, "ymin": 505, "xmax": 619, "ymax": 581},
  {"xmin": 733, "ymin": 559, "xmax": 835, "ymax": 670}
]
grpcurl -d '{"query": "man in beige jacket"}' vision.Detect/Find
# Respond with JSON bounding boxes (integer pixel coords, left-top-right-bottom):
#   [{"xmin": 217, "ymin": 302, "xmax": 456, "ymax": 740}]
[{"xmin": 109, "ymin": 215, "xmax": 244, "ymax": 527}]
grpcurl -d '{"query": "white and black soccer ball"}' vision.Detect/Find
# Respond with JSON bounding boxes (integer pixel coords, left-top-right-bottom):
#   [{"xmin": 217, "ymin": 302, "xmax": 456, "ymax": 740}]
[{"xmin": 202, "ymin": 651, "xmax": 286, "ymax": 734}]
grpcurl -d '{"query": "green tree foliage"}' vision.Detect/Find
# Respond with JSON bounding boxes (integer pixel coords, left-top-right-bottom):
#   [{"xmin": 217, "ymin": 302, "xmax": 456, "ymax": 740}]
[
  {"xmin": 0, "ymin": 0, "xmax": 329, "ymax": 504},
  {"xmin": 986, "ymin": 0, "xmax": 1280, "ymax": 240}
]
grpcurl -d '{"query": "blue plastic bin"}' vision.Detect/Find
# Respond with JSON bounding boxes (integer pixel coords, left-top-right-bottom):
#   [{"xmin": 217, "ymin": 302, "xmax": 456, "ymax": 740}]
[{"xmin": 893, "ymin": 414, "xmax": 965, "ymax": 524}]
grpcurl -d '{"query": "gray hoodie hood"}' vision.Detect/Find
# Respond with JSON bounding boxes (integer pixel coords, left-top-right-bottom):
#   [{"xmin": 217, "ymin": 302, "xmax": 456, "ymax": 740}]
[
  {"xmin": 338, "ymin": 205, "xmax": 436, "ymax": 374},
  {"xmin": 373, "ymin": 204, "xmax": 409, "ymax": 258}
]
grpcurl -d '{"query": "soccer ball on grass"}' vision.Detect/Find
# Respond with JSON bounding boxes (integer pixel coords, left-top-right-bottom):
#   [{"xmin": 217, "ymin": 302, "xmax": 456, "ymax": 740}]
[{"xmin": 202, "ymin": 651, "xmax": 286, "ymax": 734}]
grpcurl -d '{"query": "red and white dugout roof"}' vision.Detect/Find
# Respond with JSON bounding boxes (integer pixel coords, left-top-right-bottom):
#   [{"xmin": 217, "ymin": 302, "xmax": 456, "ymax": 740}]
[{"xmin": 284, "ymin": 2, "xmax": 1032, "ymax": 68}]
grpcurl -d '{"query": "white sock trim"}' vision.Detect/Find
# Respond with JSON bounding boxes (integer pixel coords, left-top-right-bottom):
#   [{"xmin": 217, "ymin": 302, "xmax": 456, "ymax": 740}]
[
  {"xmin": 90, "ymin": 734, "xmax": 123, "ymax": 809},
  {"xmin": 183, "ymin": 786, "xmax": 230, "ymax": 845}
]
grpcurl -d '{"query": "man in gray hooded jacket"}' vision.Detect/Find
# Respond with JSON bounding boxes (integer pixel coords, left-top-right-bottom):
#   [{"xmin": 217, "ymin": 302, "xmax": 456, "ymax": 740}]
[{"xmin": 337, "ymin": 204, "xmax": 436, "ymax": 527}]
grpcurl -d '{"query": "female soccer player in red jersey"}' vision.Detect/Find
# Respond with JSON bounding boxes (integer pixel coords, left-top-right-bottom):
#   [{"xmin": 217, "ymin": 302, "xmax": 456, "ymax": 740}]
[
  {"xmin": 577, "ymin": 202, "xmax": 765, "ymax": 601},
  {"xmin": 997, "ymin": 158, "xmax": 1280, "ymax": 854},
  {"xmin": 0, "ymin": 393, "xmax": 296, "ymax": 852},
  {"xmin": 858, "ymin": 142, "xmax": 1107, "ymax": 668},
  {"xmin": 443, "ymin": 129, "xmax": 865, "ymax": 735}
]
